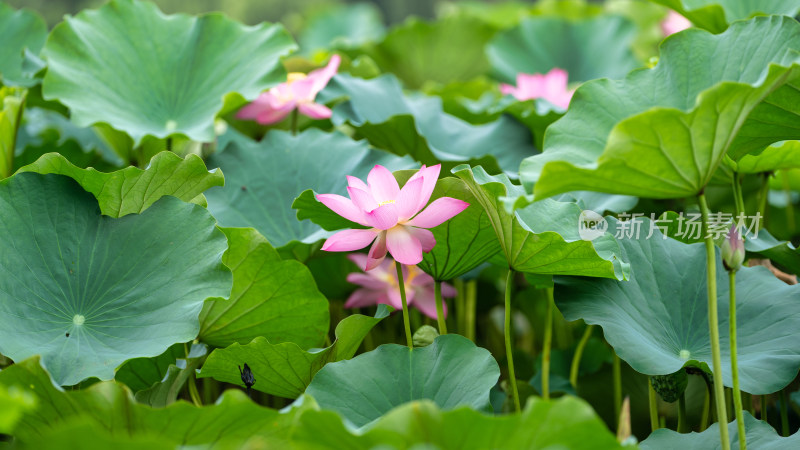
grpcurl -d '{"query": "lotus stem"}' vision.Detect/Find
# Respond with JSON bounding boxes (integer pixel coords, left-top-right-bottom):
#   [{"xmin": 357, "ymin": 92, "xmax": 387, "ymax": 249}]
[
  {"xmin": 781, "ymin": 174, "xmax": 796, "ymax": 234},
  {"xmin": 729, "ymin": 271, "xmax": 747, "ymax": 449},
  {"xmin": 396, "ymin": 263, "xmax": 414, "ymax": 349},
  {"xmin": 699, "ymin": 193, "xmax": 732, "ymax": 450},
  {"xmin": 614, "ymin": 352, "xmax": 622, "ymax": 427},
  {"xmin": 542, "ymin": 287, "xmax": 555, "ymax": 401},
  {"xmin": 761, "ymin": 395, "xmax": 768, "ymax": 422},
  {"xmin": 184, "ymin": 343, "xmax": 202, "ymax": 406},
  {"xmin": 290, "ymin": 109, "xmax": 299, "ymax": 136},
  {"xmin": 505, "ymin": 269, "xmax": 521, "ymax": 412},
  {"xmin": 678, "ymin": 393, "xmax": 688, "ymax": 433},
  {"xmin": 757, "ymin": 173, "xmax": 769, "ymax": 229},
  {"xmin": 570, "ymin": 324, "xmax": 594, "ymax": 389},
  {"xmin": 454, "ymin": 278, "xmax": 465, "ymax": 337},
  {"xmin": 466, "ymin": 280, "xmax": 477, "ymax": 342},
  {"xmin": 781, "ymin": 389, "xmax": 789, "ymax": 437},
  {"xmin": 649, "ymin": 377, "xmax": 660, "ymax": 432},
  {"xmin": 434, "ymin": 280, "xmax": 447, "ymax": 335}
]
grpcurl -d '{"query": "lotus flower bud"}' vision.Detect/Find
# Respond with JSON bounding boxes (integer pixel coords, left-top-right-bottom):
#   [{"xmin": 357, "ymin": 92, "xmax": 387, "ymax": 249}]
[{"xmin": 721, "ymin": 224, "xmax": 745, "ymax": 271}]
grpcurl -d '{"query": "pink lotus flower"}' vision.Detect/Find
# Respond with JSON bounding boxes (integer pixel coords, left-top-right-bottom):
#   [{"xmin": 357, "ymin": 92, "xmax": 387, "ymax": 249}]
[
  {"xmin": 317, "ymin": 164, "xmax": 469, "ymax": 270},
  {"xmin": 661, "ymin": 11, "xmax": 691, "ymax": 36},
  {"xmin": 345, "ymin": 254, "xmax": 456, "ymax": 319},
  {"xmin": 721, "ymin": 224, "xmax": 745, "ymax": 271},
  {"xmin": 236, "ymin": 54, "xmax": 341, "ymax": 125},
  {"xmin": 500, "ymin": 67, "xmax": 575, "ymax": 109}
]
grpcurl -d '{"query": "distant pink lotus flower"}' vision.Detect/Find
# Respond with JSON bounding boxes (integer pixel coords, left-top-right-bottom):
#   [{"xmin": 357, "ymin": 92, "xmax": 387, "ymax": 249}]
[
  {"xmin": 500, "ymin": 67, "xmax": 575, "ymax": 109},
  {"xmin": 317, "ymin": 164, "xmax": 469, "ymax": 270},
  {"xmin": 345, "ymin": 254, "xmax": 456, "ymax": 319},
  {"xmin": 661, "ymin": 11, "xmax": 691, "ymax": 36},
  {"xmin": 237, "ymin": 54, "xmax": 341, "ymax": 125}
]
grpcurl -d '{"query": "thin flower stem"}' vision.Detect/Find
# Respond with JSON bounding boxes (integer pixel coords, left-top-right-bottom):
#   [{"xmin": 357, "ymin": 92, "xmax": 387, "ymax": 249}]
[
  {"xmin": 396, "ymin": 263, "xmax": 413, "ymax": 349},
  {"xmin": 732, "ymin": 172, "xmax": 746, "ymax": 217},
  {"xmin": 761, "ymin": 395, "xmax": 768, "ymax": 422},
  {"xmin": 434, "ymin": 280, "xmax": 447, "ymax": 335},
  {"xmin": 504, "ymin": 269, "xmax": 521, "ymax": 412},
  {"xmin": 649, "ymin": 378, "xmax": 660, "ymax": 432},
  {"xmin": 290, "ymin": 109, "xmax": 299, "ymax": 136},
  {"xmin": 781, "ymin": 389, "xmax": 789, "ymax": 437},
  {"xmin": 678, "ymin": 393, "xmax": 688, "ymax": 433},
  {"xmin": 542, "ymin": 287, "xmax": 555, "ymax": 401},
  {"xmin": 613, "ymin": 352, "xmax": 622, "ymax": 427},
  {"xmin": 184, "ymin": 343, "xmax": 202, "ymax": 407},
  {"xmin": 699, "ymin": 193, "xmax": 732, "ymax": 450},
  {"xmin": 466, "ymin": 280, "xmax": 477, "ymax": 342},
  {"xmin": 729, "ymin": 271, "xmax": 747, "ymax": 449},
  {"xmin": 569, "ymin": 324, "xmax": 594, "ymax": 389}
]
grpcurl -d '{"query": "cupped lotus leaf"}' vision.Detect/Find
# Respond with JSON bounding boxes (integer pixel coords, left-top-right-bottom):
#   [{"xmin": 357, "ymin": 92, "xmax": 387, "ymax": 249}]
[
  {"xmin": 295, "ymin": 172, "xmax": 501, "ymax": 281},
  {"xmin": 487, "ymin": 15, "xmax": 640, "ymax": 84},
  {"xmin": 0, "ymin": 3, "xmax": 47, "ymax": 87},
  {"xmin": 453, "ymin": 165, "xmax": 629, "ymax": 280},
  {"xmin": 16, "ymin": 151, "xmax": 223, "ymax": 217},
  {"xmin": 650, "ymin": 0, "xmax": 800, "ymax": 33},
  {"xmin": 114, "ymin": 343, "xmax": 185, "ymax": 393},
  {"xmin": 0, "ymin": 173, "xmax": 231, "ymax": 385},
  {"xmin": 641, "ymin": 411, "xmax": 800, "ymax": 449},
  {"xmin": 204, "ymin": 129, "xmax": 415, "ymax": 248},
  {"xmin": 198, "ymin": 227, "xmax": 329, "ymax": 348},
  {"xmin": 555, "ymin": 218, "xmax": 800, "ymax": 394},
  {"xmin": 289, "ymin": 396, "xmax": 622, "ymax": 450},
  {"xmin": 41, "ymin": 0, "xmax": 296, "ymax": 145},
  {"xmin": 744, "ymin": 228, "xmax": 800, "ymax": 276},
  {"xmin": 299, "ymin": 4, "xmax": 385, "ymax": 53},
  {"xmin": 735, "ymin": 141, "xmax": 800, "ymax": 174},
  {"xmin": 198, "ymin": 306, "xmax": 389, "ymax": 399},
  {"xmin": 522, "ymin": 16, "xmax": 800, "ymax": 200},
  {"xmin": 0, "ymin": 357, "xmax": 299, "ymax": 446},
  {"xmin": 357, "ymin": 15, "xmax": 496, "ymax": 89},
  {"xmin": 134, "ymin": 344, "xmax": 207, "ymax": 408},
  {"xmin": 319, "ymin": 73, "xmax": 537, "ymax": 176},
  {"xmin": 0, "ymin": 86, "xmax": 25, "ymax": 178},
  {"xmin": 304, "ymin": 334, "xmax": 500, "ymax": 428}
]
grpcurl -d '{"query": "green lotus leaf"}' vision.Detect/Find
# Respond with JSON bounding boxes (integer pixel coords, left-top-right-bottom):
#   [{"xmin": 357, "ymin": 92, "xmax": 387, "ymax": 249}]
[
  {"xmin": 204, "ymin": 129, "xmax": 415, "ymax": 248},
  {"xmin": 41, "ymin": 0, "xmax": 296, "ymax": 145},
  {"xmin": 744, "ymin": 228, "xmax": 800, "ymax": 276},
  {"xmin": 198, "ymin": 306, "xmax": 389, "ymax": 399},
  {"xmin": 305, "ymin": 334, "xmax": 500, "ymax": 428},
  {"xmin": 319, "ymin": 73, "xmax": 537, "ymax": 176},
  {"xmin": 0, "ymin": 357, "xmax": 299, "ymax": 446},
  {"xmin": 735, "ymin": 141, "xmax": 800, "ymax": 174},
  {"xmin": 0, "ymin": 173, "xmax": 231, "ymax": 385},
  {"xmin": 641, "ymin": 411, "xmax": 800, "ymax": 449},
  {"xmin": 198, "ymin": 227, "xmax": 329, "ymax": 348},
  {"xmin": 651, "ymin": 0, "xmax": 800, "ymax": 33},
  {"xmin": 487, "ymin": 15, "xmax": 640, "ymax": 84},
  {"xmin": 114, "ymin": 343, "xmax": 185, "ymax": 393},
  {"xmin": 299, "ymin": 3, "xmax": 385, "ymax": 54},
  {"xmin": 357, "ymin": 15, "xmax": 496, "ymax": 89},
  {"xmin": 0, "ymin": 3, "xmax": 46, "ymax": 87},
  {"xmin": 453, "ymin": 165, "xmax": 629, "ymax": 279},
  {"xmin": 0, "ymin": 384, "xmax": 36, "ymax": 435},
  {"xmin": 289, "ymin": 396, "xmax": 622, "ymax": 449},
  {"xmin": 295, "ymin": 172, "xmax": 502, "ymax": 281},
  {"xmin": 15, "ymin": 107, "xmax": 123, "ymax": 168},
  {"xmin": 17, "ymin": 151, "xmax": 223, "ymax": 217},
  {"xmin": 522, "ymin": 16, "xmax": 800, "ymax": 200},
  {"xmin": 555, "ymin": 218, "xmax": 800, "ymax": 394},
  {"xmin": 19, "ymin": 420, "xmax": 173, "ymax": 450},
  {"xmin": 134, "ymin": 343, "xmax": 207, "ymax": 408}
]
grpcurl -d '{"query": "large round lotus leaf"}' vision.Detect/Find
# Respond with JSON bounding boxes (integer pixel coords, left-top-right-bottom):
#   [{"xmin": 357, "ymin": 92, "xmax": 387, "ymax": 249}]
[
  {"xmin": 522, "ymin": 16, "xmax": 800, "ymax": 200},
  {"xmin": 305, "ymin": 334, "xmax": 500, "ymax": 428},
  {"xmin": 205, "ymin": 129, "xmax": 415, "ymax": 248},
  {"xmin": 651, "ymin": 0, "xmax": 800, "ymax": 33},
  {"xmin": 299, "ymin": 3, "xmax": 385, "ymax": 53},
  {"xmin": 641, "ymin": 411, "xmax": 800, "ymax": 449},
  {"xmin": 0, "ymin": 3, "xmax": 46, "ymax": 87},
  {"xmin": 290, "ymin": 396, "xmax": 622, "ymax": 449},
  {"xmin": 487, "ymin": 15, "xmax": 640, "ymax": 84},
  {"xmin": 0, "ymin": 173, "xmax": 231, "ymax": 385},
  {"xmin": 41, "ymin": 0, "xmax": 296, "ymax": 145},
  {"xmin": 555, "ymin": 218, "xmax": 800, "ymax": 394}
]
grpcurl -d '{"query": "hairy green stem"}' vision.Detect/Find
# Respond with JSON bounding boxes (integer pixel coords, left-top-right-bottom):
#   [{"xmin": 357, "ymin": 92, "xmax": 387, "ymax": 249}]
[
  {"xmin": 613, "ymin": 352, "xmax": 622, "ymax": 426},
  {"xmin": 505, "ymin": 270, "xmax": 521, "ymax": 412},
  {"xmin": 729, "ymin": 271, "xmax": 747, "ymax": 449},
  {"xmin": 434, "ymin": 281, "xmax": 448, "ymax": 335},
  {"xmin": 678, "ymin": 393, "xmax": 688, "ymax": 433},
  {"xmin": 649, "ymin": 378, "xmax": 660, "ymax": 432},
  {"xmin": 396, "ymin": 263, "xmax": 413, "ymax": 349},
  {"xmin": 542, "ymin": 288, "xmax": 555, "ymax": 401},
  {"xmin": 699, "ymin": 193, "xmax": 732, "ymax": 450},
  {"xmin": 570, "ymin": 324, "xmax": 594, "ymax": 389}
]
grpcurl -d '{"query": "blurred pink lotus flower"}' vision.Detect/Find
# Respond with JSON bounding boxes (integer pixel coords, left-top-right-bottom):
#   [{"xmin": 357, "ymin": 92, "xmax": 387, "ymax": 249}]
[
  {"xmin": 661, "ymin": 11, "xmax": 691, "ymax": 36},
  {"xmin": 317, "ymin": 164, "xmax": 469, "ymax": 270},
  {"xmin": 345, "ymin": 254, "xmax": 456, "ymax": 319},
  {"xmin": 236, "ymin": 54, "xmax": 341, "ymax": 124},
  {"xmin": 500, "ymin": 67, "xmax": 575, "ymax": 109}
]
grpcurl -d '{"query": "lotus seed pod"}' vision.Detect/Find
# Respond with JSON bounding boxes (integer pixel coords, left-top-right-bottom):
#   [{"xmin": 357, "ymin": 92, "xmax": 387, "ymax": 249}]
[{"xmin": 650, "ymin": 370, "xmax": 688, "ymax": 403}]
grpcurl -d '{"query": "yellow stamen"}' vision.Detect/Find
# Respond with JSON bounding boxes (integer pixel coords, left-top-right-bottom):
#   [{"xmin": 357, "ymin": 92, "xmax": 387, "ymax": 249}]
[
  {"xmin": 377, "ymin": 199, "xmax": 396, "ymax": 207},
  {"xmin": 286, "ymin": 72, "xmax": 307, "ymax": 84}
]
